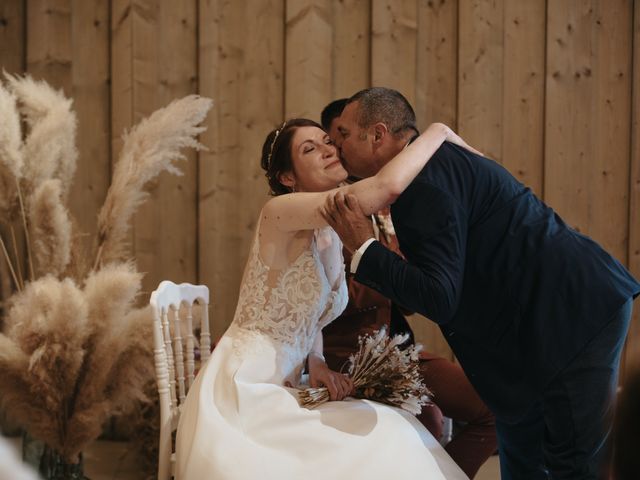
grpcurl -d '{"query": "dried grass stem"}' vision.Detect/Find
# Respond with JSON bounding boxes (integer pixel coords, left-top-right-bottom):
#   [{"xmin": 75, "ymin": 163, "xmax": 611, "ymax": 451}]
[{"xmin": 0, "ymin": 234, "xmax": 20, "ymax": 291}]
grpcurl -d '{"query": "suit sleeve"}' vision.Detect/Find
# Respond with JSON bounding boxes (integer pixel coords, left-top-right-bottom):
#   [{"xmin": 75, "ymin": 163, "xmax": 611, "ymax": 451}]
[{"xmin": 354, "ymin": 182, "xmax": 467, "ymax": 325}]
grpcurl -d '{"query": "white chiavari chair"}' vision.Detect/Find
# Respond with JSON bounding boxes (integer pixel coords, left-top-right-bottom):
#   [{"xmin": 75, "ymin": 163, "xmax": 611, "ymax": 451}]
[{"xmin": 150, "ymin": 281, "xmax": 211, "ymax": 480}]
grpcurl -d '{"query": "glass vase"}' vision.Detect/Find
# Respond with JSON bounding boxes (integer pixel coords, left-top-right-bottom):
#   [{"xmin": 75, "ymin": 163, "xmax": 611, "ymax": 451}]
[{"xmin": 22, "ymin": 431, "xmax": 87, "ymax": 480}]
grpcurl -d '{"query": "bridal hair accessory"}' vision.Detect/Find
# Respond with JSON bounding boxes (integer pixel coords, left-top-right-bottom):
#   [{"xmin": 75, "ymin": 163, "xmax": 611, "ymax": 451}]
[
  {"xmin": 266, "ymin": 120, "xmax": 288, "ymax": 167},
  {"xmin": 298, "ymin": 326, "xmax": 433, "ymax": 415}
]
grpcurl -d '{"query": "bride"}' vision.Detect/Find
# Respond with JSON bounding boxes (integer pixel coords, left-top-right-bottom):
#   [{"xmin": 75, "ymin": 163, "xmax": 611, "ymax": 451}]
[{"xmin": 175, "ymin": 118, "xmax": 474, "ymax": 479}]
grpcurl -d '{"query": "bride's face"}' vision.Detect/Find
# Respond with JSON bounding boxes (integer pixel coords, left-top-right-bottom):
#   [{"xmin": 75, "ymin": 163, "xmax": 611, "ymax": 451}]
[{"xmin": 285, "ymin": 126, "xmax": 348, "ymax": 192}]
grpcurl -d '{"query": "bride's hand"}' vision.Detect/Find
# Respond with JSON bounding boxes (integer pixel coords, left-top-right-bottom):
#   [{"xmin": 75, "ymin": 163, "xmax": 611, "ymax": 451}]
[
  {"xmin": 428, "ymin": 122, "xmax": 484, "ymax": 156},
  {"xmin": 308, "ymin": 353, "xmax": 354, "ymax": 401}
]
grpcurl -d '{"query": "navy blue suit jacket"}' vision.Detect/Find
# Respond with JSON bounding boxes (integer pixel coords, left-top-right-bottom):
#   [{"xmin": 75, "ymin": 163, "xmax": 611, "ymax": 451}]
[{"xmin": 356, "ymin": 142, "xmax": 640, "ymax": 422}]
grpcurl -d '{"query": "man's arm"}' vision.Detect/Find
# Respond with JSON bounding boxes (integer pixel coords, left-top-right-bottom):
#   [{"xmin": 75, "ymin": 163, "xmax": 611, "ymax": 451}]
[{"xmin": 323, "ymin": 183, "xmax": 467, "ymax": 324}]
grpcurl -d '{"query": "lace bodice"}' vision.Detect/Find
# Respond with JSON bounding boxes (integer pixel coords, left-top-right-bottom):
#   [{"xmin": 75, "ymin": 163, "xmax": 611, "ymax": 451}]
[{"xmin": 230, "ymin": 224, "xmax": 348, "ymax": 366}]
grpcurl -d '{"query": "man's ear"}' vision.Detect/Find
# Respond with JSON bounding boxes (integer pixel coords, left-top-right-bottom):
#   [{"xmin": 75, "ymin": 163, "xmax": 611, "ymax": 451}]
[
  {"xmin": 372, "ymin": 122, "xmax": 388, "ymax": 144},
  {"xmin": 278, "ymin": 171, "xmax": 296, "ymax": 189}
]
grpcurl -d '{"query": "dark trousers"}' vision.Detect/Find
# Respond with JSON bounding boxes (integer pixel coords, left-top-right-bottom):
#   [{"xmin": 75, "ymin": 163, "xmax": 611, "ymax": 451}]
[
  {"xmin": 418, "ymin": 356, "xmax": 497, "ymax": 479},
  {"xmin": 496, "ymin": 298, "xmax": 633, "ymax": 480}
]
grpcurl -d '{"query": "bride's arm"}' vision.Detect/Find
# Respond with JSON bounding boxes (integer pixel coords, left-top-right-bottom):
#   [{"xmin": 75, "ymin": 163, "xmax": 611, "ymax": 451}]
[
  {"xmin": 263, "ymin": 123, "xmax": 455, "ymax": 232},
  {"xmin": 307, "ymin": 332, "xmax": 353, "ymax": 401}
]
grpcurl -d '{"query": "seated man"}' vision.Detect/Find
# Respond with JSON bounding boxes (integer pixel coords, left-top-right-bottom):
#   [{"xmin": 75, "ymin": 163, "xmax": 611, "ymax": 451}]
[{"xmin": 321, "ymin": 99, "xmax": 497, "ymax": 479}]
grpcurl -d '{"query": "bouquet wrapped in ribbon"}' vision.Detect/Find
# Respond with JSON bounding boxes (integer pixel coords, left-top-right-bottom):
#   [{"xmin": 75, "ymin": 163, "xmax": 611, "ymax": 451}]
[{"xmin": 298, "ymin": 326, "xmax": 433, "ymax": 415}]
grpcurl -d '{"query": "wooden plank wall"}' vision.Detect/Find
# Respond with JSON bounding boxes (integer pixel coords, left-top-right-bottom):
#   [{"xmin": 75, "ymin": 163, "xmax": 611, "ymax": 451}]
[
  {"xmin": 629, "ymin": 0, "xmax": 640, "ymax": 369},
  {"xmin": 199, "ymin": 0, "xmax": 284, "ymax": 340},
  {"xmin": 0, "ymin": 0, "xmax": 638, "ymax": 374},
  {"xmin": 0, "ymin": 0, "xmax": 25, "ymax": 311}
]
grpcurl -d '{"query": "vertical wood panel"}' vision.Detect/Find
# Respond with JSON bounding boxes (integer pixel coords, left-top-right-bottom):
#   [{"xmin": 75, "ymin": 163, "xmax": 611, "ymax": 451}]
[
  {"xmin": 110, "ymin": 0, "xmax": 133, "ymax": 161},
  {"xmin": 112, "ymin": 0, "xmax": 198, "ymax": 297},
  {"xmin": 331, "ymin": 0, "xmax": 370, "ymax": 99},
  {"xmin": 199, "ymin": 0, "xmax": 284, "ymax": 339},
  {"xmin": 285, "ymin": 0, "xmax": 332, "ymax": 119},
  {"xmin": 27, "ymin": 0, "xmax": 72, "ymax": 92},
  {"xmin": 26, "ymin": 0, "xmax": 110, "ymax": 271},
  {"xmin": 139, "ymin": 0, "xmax": 198, "ymax": 291},
  {"xmin": 110, "ymin": 0, "xmax": 136, "ymax": 277},
  {"xmin": 458, "ymin": 0, "xmax": 504, "ymax": 162},
  {"xmin": 1, "ymin": 0, "xmax": 637, "ymax": 385},
  {"xmin": 0, "ymin": 0, "xmax": 26, "ymax": 313},
  {"xmin": 502, "ymin": 0, "xmax": 545, "ymax": 196},
  {"xmin": 371, "ymin": 0, "xmax": 417, "ymax": 104},
  {"xmin": 0, "ymin": 0, "xmax": 26, "ymax": 73},
  {"xmin": 545, "ymin": 0, "xmax": 632, "ymax": 260},
  {"xmin": 69, "ymin": 0, "xmax": 110, "ymax": 249},
  {"xmin": 627, "ymin": 0, "xmax": 640, "ymax": 371},
  {"xmin": 416, "ymin": 0, "xmax": 457, "ymax": 130}
]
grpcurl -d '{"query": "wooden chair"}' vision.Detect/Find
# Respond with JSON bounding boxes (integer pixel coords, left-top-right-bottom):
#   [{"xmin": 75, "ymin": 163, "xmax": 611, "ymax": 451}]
[{"xmin": 150, "ymin": 281, "xmax": 211, "ymax": 480}]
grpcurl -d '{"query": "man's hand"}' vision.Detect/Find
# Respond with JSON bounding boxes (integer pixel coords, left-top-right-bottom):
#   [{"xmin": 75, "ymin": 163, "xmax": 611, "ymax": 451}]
[{"xmin": 321, "ymin": 192, "xmax": 374, "ymax": 254}]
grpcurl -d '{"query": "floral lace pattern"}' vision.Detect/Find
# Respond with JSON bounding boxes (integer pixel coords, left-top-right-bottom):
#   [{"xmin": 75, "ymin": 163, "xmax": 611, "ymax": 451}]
[{"xmin": 231, "ymin": 227, "xmax": 348, "ymax": 368}]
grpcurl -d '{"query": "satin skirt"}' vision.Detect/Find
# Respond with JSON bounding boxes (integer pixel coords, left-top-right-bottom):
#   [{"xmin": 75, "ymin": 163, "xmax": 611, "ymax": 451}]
[{"xmin": 175, "ymin": 330, "xmax": 468, "ymax": 480}]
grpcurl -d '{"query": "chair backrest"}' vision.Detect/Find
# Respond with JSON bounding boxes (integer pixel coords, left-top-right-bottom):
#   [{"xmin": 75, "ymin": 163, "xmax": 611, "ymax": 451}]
[{"xmin": 150, "ymin": 281, "xmax": 211, "ymax": 480}]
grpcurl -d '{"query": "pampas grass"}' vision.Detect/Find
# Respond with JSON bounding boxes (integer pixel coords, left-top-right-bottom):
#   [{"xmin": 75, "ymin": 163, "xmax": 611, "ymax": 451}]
[
  {"xmin": 29, "ymin": 180, "xmax": 72, "ymax": 278},
  {"xmin": 0, "ymin": 81, "xmax": 23, "ymax": 217},
  {"xmin": 4, "ymin": 73, "xmax": 77, "ymax": 198},
  {"xmin": 0, "ymin": 273, "xmax": 153, "ymax": 460},
  {"xmin": 0, "ymin": 73, "xmax": 213, "ymax": 465},
  {"xmin": 95, "ymin": 94, "xmax": 212, "ymax": 268}
]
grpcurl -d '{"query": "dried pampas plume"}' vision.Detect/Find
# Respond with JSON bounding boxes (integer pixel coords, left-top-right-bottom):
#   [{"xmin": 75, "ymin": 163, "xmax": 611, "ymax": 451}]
[
  {"xmin": 64, "ymin": 305, "xmax": 154, "ymax": 461},
  {"xmin": 0, "ymin": 80, "xmax": 23, "ymax": 216},
  {"xmin": 0, "ymin": 277, "xmax": 88, "ymax": 455},
  {"xmin": 4, "ymin": 73, "xmax": 77, "ymax": 198},
  {"xmin": 0, "ymin": 73, "xmax": 213, "ymax": 464},
  {"xmin": 29, "ymin": 179, "xmax": 72, "ymax": 278},
  {"xmin": 74, "ymin": 264, "xmax": 144, "ymax": 416},
  {"xmin": 95, "ymin": 94, "xmax": 213, "ymax": 268},
  {"xmin": 0, "ymin": 272, "xmax": 154, "ymax": 460}
]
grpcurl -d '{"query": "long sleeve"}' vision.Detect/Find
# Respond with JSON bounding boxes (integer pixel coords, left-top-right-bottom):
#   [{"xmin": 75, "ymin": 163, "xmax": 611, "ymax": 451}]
[{"xmin": 354, "ymin": 181, "xmax": 468, "ymax": 325}]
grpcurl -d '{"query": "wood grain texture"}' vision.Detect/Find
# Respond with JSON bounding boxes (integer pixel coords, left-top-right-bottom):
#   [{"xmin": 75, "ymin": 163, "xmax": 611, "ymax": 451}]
[
  {"xmin": 24, "ymin": 1, "xmax": 110, "ymax": 279},
  {"xmin": 26, "ymin": 0, "xmax": 72, "ymax": 92},
  {"xmin": 3, "ymin": 0, "xmax": 636, "ymax": 387},
  {"xmin": 0, "ymin": 0, "xmax": 25, "ymax": 73},
  {"xmin": 371, "ymin": 0, "xmax": 417, "ymax": 104},
  {"xmin": 626, "ymin": 0, "xmax": 640, "ymax": 372},
  {"xmin": 545, "ymin": 0, "xmax": 632, "ymax": 260},
  {"xmin": 69, "ymin": 0, "xmax": 110, "ymax": 251},
  {"xmin": 458, "ymin": 0, "xmax": 504, "ymax": 162},
  {"xmin": 0, "ymin": 0, "xmax": 25, "ymax": 314},
  {"xmin": 331, "ymin": 0, "xmax": 370, "ymax": 99},
  {"xmin": 112, "ymin": 0, "xmax": 198, "ymax": 298},
  {"xmin": 502, "ymin": 0, "xmax": 545, "ymax": 196},
  {"xmin": 285, "ymin": 0, "xmax": 332, "ymax": 120},
  {"xmin": 416, "ymin": 0, "xmax": 457, "ymax": 130},
  {"xmin": 198, "ymin": 0, "xmax": 284, "ymax": 339}
]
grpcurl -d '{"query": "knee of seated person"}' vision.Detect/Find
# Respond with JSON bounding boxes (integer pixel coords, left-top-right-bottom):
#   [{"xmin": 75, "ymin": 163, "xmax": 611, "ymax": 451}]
[{"xmin": 468, "ymin": 403, "xmax": 496, "ymax": 427}]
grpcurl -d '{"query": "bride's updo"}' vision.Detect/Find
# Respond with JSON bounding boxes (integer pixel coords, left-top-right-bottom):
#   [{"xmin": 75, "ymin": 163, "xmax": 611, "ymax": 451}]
[{"xmin": 260, "ymin": 118, "xmax": 324, "ymax": 195}]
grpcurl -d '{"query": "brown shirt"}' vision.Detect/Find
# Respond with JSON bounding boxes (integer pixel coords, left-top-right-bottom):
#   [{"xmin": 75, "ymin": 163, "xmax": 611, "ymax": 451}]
[{"xmin": 322, "ymin": 208, "xmax": 414, "ymax": 372}]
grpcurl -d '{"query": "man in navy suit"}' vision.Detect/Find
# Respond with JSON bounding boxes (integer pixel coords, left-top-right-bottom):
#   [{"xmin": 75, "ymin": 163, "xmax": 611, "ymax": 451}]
[{"xmin": 322, "ymin": 87, "xmax": 640, "ymax": 479}]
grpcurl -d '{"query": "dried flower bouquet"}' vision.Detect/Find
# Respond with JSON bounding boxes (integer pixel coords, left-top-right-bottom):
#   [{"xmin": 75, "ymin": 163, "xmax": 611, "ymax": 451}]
[
  {"xmin": 298, "ymin": 326, "xmax": 433, "ymax": 415},
  {"xmin": 0, "ymin": 73, "xmax": 212, "ymax": 464}
]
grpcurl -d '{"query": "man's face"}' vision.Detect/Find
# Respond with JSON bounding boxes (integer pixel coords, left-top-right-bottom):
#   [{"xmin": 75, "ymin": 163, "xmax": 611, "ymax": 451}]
[{"xmin": 332, "ymin": 102, "xmax": 378, "ymax": 178}]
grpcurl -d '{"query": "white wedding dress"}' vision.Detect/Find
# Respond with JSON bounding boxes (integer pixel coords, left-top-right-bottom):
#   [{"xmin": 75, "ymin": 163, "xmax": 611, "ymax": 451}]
[{"xmin": 175, "ymin": 222, "xmax": 468, "ymax": 480}]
